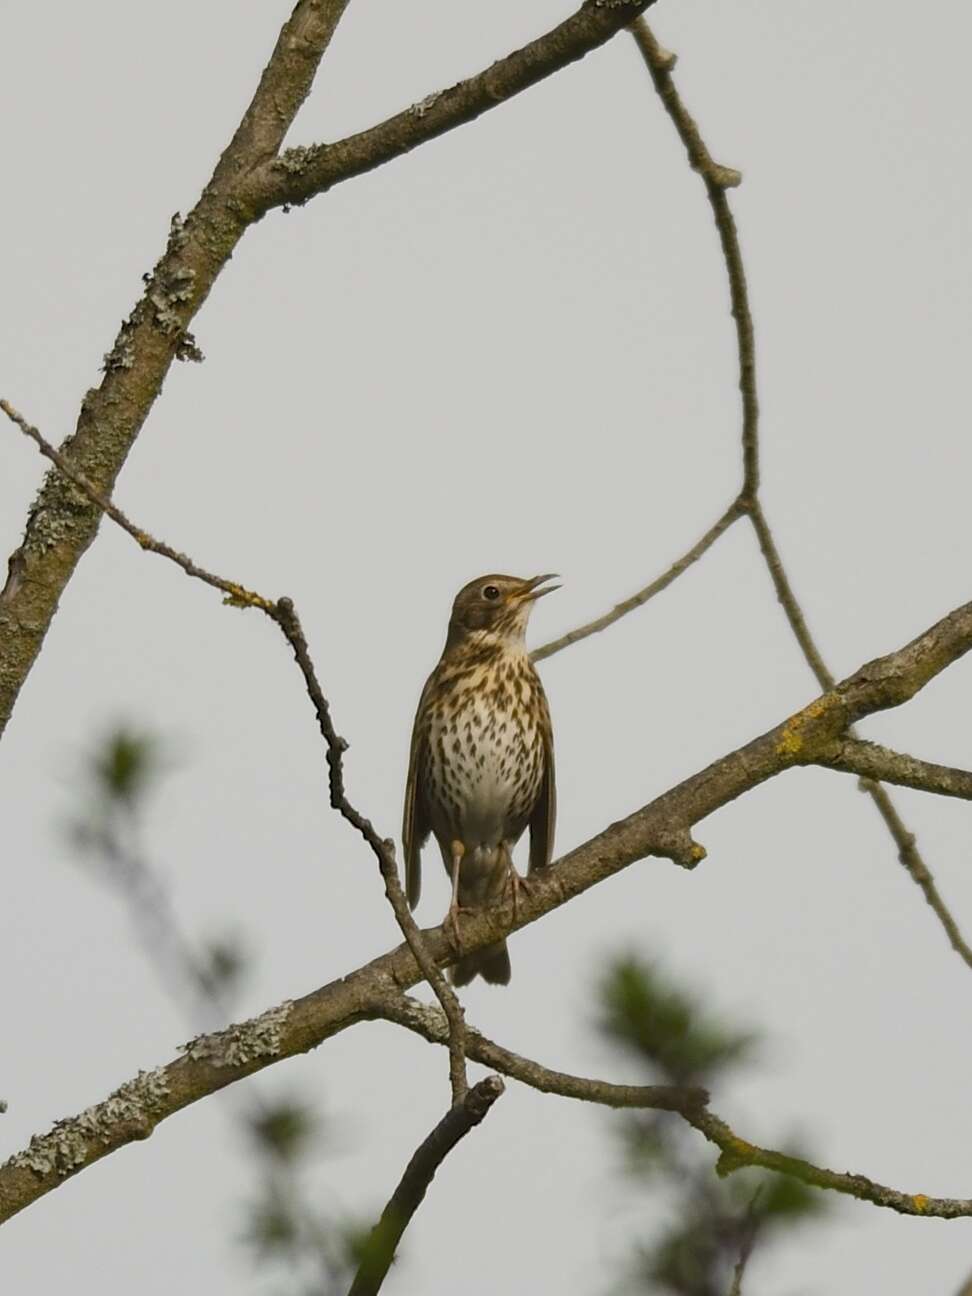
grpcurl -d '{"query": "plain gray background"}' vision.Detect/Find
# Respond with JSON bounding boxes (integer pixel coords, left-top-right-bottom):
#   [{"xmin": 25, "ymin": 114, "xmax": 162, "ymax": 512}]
[{"xmin": 3, "ymin": 1, "xmax": 972, "ymax": 1291}]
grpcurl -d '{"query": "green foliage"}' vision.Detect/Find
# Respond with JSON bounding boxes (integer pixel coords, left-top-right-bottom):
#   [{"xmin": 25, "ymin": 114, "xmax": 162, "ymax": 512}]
[
  {"xmin": 598, "ymin": 954, "xmax": 825, "ymax": 1295},
  {"xmin": 91, "ymin": 727, "xmax": 160, "ymax": 806},
  {"xmin": 599, "ymin": 956, "xmax": 756, "ymax": 1086},
  {"xmin": 247, "ymin": 1097, "xmax": 319, "ymax": 1165},
  {"xmin": 197, "ymin": 937, "xmax": 247, "ymax": 1002},
  {"xmin": 67, "ymin": 724, "xmax": 343, "ymax": 1294}
]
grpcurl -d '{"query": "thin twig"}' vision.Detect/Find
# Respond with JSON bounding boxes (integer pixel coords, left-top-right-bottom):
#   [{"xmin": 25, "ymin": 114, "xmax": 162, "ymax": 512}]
[
  {"xmin": 378, "ymin": 992, "xmax": 708, "ymax": 1113},
  {"xmin": 817, "ymin": 738, "xmax": 972, "ymax": 802},
  {"xmin": 629, "ymin": 21, "xmax": 972, "ymax": 973},
  {"xmin": 727, "ymin": 1188, "xmax": 762, "ymax": 1296},
  {"xmin": 271, "ymin": 598, "xmax": 469, "ymax": 1104},
  {"xmin": 0, "ymin": 400, "xmax": 274, "ymax": 613},
  {"xmin": 381, "ymin": 991, "xmax": 970, "ymax": 1218},
  {"xmin": 857, "ymin": 778, "xmax": 972, "ymax": 971},
  {"xmin": 347, "ymin": 1076, "xmax": 504, "ymax": 1296},
  {"xmin": 532, "ymin": 496, "xmax": 744, "ymax": 662},
  {"xmin": 1, "ymin": 397, "xmax": 469, "ymax": 1106}
]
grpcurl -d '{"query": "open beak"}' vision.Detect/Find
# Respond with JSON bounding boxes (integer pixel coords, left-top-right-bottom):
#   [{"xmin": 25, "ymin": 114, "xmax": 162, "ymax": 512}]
[{"xmin": 520, "ymin": 573, "xmax": 561, "ymax": 602}]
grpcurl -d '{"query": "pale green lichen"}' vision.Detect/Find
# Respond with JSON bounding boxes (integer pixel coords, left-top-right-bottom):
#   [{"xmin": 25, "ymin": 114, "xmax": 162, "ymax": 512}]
[
  {"xmin": 181, "ymin": 1000, "xmax": 293, "ymax": 1068},
  {"xmin": 149, "ymin": 265, "xmax": 196, "ymax": 335},
  {"xmin": 277, "ymin": 145, "xmax": 314, "ymax": 175},
  {"xmin": 411, "ymin": 92, "xmax": 442, "ymax": 119},
  {"xmin": 4, "ymin": 1067, "xmax": 170, "ymax": 1179}
]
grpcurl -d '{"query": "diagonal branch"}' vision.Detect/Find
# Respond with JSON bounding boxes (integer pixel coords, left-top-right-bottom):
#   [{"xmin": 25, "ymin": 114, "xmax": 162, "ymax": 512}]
[
  {"xmin": 347, "ymin": 1076, "xmax": 505, "ymax": 1296},
  {"xmin": 245, "ymin": 0, "xmax": 660, "ymax": 215},
  {"xmin": 4, "ymin": 591, "xmax": 972, "ymax": 1224},
  {"xmin": 1, "ymin": 399, "xmax": 470, "ymax": 1107}
]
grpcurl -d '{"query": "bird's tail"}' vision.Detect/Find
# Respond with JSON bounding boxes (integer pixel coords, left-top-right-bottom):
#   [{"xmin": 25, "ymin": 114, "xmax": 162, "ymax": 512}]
[{"xmin": 450, "ymin": 940, "xmax": 511, "ymax": 987}]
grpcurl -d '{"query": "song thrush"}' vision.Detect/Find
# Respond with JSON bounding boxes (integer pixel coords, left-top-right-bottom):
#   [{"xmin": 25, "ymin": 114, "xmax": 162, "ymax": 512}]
[{"xmin": 402, "ymin": 573, "xmax": 558, "ymax": 986}]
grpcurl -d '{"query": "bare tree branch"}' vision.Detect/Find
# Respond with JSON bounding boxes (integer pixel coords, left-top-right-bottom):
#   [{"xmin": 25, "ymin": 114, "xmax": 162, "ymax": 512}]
[
  {"xmin": 816, "ymin": 738, "xmax": 972, "ymax": 802},
  {"xmin": 377, "ymin": 991, "xmax": 708, "ymax": 1114},
  {"xmin": 383, "ymin": 992, "xmax": 970, "ymax": 1221},
  {"xmin": 532, "ymin": 496, "xmax": 744, "ymax": 662},
  {"xmin": 245, "ymin": 0, "xmax": 661, "ymax": 215},
  {"xmin": 347, "ymin": 1076, "xmax": 505, "ymax": 1296},
  {"xmin": 628, "ymin": 17, "xmax": 972, "ymax": 973},
  {"xmin": 0, "ymin": 0, "xmax": 658, "ymax": 743},
  {"xmin": 4, "ymin": 593, "xmax": 972, "ymax": 1224},
  {"xmin": 0, "ymin": 399, "xmax": 470, "ymax": 1107},
  {"xmin": 857, "ymin": 778, "xmax": 972, "ymax": 972},
  {"xmin": 727, "ymin": 1191, "xmax": 760, "ymax": 1296}
]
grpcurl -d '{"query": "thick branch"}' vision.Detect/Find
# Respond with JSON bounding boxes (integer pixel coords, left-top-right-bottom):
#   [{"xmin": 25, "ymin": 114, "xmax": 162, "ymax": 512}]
[
  {"xmin": 347, "ymin": 1076, "xmax": 504, "ymax": 1296},
  {"xmin": 246, "ymin": 0, "xmax": 660, "ymax": 214},
  {"xmin": 4, "ymin": 594, "xmax": 972, "ymax": 1224},
  {"xmin": 816, "ymin": 738, "xmax": 972, "ymax": 802}
]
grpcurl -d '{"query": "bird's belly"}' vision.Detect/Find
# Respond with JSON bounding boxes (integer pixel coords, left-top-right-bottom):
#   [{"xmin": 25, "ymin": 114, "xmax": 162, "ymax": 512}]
[{"xmin": 427, "ymin": 698, "xmax": 542, "ymax": 847}]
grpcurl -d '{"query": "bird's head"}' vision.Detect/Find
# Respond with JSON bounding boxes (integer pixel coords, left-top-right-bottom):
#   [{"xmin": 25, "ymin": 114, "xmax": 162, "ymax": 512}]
[{"xmin": 445, "ymin": 573, "xmax": 560, "ymax": 651}]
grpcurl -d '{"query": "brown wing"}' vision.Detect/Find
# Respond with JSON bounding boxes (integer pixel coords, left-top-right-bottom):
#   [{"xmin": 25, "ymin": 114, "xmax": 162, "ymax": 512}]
[
  {"xmin": 402, "ymin": 675, "xmax": 434, "ymax": 909},
  {"xmin": 528, "ymin": 699, "xmax": 556, "ymax": 874}
]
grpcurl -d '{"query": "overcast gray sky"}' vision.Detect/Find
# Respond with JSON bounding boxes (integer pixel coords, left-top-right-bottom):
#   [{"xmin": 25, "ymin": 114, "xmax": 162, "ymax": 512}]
[{"xmin": 3, "ymin": 1, "xmax": 972, "ymax": 1291}]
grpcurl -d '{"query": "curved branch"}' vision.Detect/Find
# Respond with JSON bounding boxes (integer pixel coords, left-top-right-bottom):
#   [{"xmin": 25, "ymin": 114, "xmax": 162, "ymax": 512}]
[
  {"xmin": 4, "ymin": 592, "xmax": 972, "ymax": 1225},
  {"xmin": 629, "ymin": 18, "xmax": 972, "ymax": 971},
  {"xmin": 376, "ymin": 991, "xmax": 708, "ymax": 1114},
  {"xmin": 348, "ymin": 1076, "xmax": 504, "ymax": 1296},
  {"xmin": 384, "ymin": 992, "xmax": 967, "ymax": 1220}
]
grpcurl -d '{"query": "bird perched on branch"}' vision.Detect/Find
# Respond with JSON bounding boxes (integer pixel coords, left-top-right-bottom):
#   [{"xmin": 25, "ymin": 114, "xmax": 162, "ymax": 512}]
[{"xmin": 402, "ymin": 573, "xmax": 558, "ymax": 986}]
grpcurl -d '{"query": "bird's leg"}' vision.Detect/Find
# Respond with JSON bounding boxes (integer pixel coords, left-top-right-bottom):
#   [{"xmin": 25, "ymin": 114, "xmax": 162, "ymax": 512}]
[
  {"xmin": 503, "ymin": 842, "xmax": 533, "ymax": 922},
  {"xmin": 446, "ymin": 839, "xmax": 466, "ymax": 948}
]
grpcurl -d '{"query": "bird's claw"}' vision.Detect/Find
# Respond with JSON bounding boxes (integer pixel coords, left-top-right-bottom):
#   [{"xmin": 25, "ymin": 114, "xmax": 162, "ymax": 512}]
[
  {"xmin": 446, "ymin": 902, "xmax": 473, "ymax": 950},
  {"xmin": 507, "ymin": 868, "xmax": 533, "ymax": 922}
]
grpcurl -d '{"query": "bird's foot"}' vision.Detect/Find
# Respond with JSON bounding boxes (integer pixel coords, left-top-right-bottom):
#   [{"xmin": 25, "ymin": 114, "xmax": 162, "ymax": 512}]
[
  {"xmin": 506, "ymin": 868, "xmax": 534, "ymax": 922},
  {"xmin": 445, "ymin": 901, "xmax": 474, "ymax": 950}
]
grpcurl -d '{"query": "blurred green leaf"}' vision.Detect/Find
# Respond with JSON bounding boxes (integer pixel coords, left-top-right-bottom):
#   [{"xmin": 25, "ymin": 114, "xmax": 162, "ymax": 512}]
[
  {"xmin": 197, "ymin": 937, "xmax": 247, "ymax": 1000},
  {"xmin": 730, "ymin": 1162, "xmax": 826, "ymax": 1225},
  {"xmin": 598, "ymin": 955, "xmax": 756, "ymax": 1085},
  {"xmin": 247, "ymin": 1097, "xmax": 319, "ymax": 1164},
  {"xmin": 91, "ymin": 728, "xmax": 160, "ymax": 806},
  {"xmin": 243, "ymin": 1187, "xmax": 300, "ymax": 1259}
]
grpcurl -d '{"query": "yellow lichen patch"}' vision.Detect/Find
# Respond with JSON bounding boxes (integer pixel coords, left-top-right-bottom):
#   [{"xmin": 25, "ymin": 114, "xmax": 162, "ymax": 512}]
[
  {"xmin": 777, "ymin": 718, "xmax": 804, "ymax": 758},
  {"xmin": 912, "ymin": 1193, "xmax": 929, "ymax": 1213},
  {"xmin": 221, "ymin": 583, "xmax": 272, "ymax": 612},
  {"xmin": 776, "ymin": 693, "xmax": 840, "ymax": 759},
  {"xmin": 691, "ymin": 842, "xmax": 707, "ymax": 863}
]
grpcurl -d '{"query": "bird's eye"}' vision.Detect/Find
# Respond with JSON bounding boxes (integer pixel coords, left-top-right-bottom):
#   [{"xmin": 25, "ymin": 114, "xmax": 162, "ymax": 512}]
[{"xmin": 482, "ymin": 585, "xmax": 501, "ymax": 601}]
